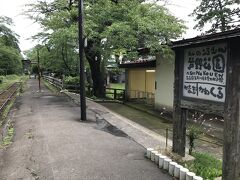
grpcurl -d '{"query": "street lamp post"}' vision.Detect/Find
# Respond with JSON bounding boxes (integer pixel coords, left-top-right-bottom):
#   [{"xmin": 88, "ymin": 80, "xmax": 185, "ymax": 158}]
[{"xmin": 78, "ymin": 0, "xmax": 87, "ymax": 120}]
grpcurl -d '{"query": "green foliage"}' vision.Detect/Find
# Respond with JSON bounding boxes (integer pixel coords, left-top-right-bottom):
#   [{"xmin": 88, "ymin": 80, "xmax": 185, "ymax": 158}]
[
  {"xmin": 0, "ymin": 75, "xmax": 19, "ymax": 83},
  {"xmin": 0, "ymin": 75, "xmax": 22, "ymax": 91},
  {"xmin": 5, "ymin": 74, "xmax": 19, "ymax": 80},
  {"xmin": 110, "ymin": 83, "xmax": 125, "ymax": 90},
  {"xmin": 24, "ymin": 0, "xmax": 186, "ymax": 96},
  {"xmin": 64, "ymin": 76, "xmax": 79, "ymax": 85},
  {"xmin": 186, "ymin": 152, "xmax": 222, "ymax": 180},
  {"xmin": 0, "ymin": 16, "xmax": 22, "ymax": 75},
  {"xmin": 31, "ymin": 65, "xmax": 38, "ymax": 75},
  {"xmin": 0, "ymin": 76, "xmax": 3, "ymax": 84},
  {"xmin": 86, "ymin": 0, "xmax": 186, "ymax": 58},
  {"xmin": 0, "ymin": 16, "xmax": 20, "ymax": 51},
  {"xmin": 43, "ymin": 80, "xmax": 59, "ymax": 93},
  {"xmin": 191, "ymin": 0, "xmax": 240, "ymax": 33},
  {"xmin": 0, "ymin": 46, "xmax": 22, "ymax": 74},
  {"xmin": 2, "ymin": 125, "xmax": 14, "ymax": 147},
  {"xmin": 0, "ymin": 100, "xmax": 15, "ymax": 147},
  {"xmin": 187, "ymin": 124, "xmax": 203, "ymax": 155},
  {"xmin": 24, "ymin": 0, "xmax": 79, "ymax": 76}
]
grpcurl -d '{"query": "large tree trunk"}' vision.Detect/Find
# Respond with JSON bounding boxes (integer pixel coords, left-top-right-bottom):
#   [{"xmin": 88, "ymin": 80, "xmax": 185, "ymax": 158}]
[{"xmin": 85, "ymin": 39, "xmax": 106, "ymax": 98}]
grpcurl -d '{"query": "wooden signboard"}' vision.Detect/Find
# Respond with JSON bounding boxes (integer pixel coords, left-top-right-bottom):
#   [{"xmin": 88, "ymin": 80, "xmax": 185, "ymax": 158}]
[
  {"xmin": 178, "ymin": 43, "xmax": 227, "ymax": 115},
  {"xmin": 172, "ymin": 30, "xmax": 240, "ymax": 180},
  {"xmin": 183, "ymin": 44, "xmax": 227, "ymax": 103}
]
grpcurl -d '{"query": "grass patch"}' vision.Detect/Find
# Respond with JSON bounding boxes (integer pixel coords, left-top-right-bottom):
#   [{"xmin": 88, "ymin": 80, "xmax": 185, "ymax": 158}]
[
  {"xmin": 185, "ymin": 152, "xmax": 222, "ymax": 180},
  {"xmin": 0, "ymin": 92, "xmax": 18, "ymax": 148},
  {"xmin": 43, "ymin": 80, "xmax": 59, "ymax": 93},
  {"xmin": 105, "ymin": 83, "xmax": 125, "ymax": 99},
  {"xmin": 0, "ymin": 101, "xmax": 15, "ymax": 148},
  {"xmin": 105, "ymin": 89, "xmax": 125, "ymax": 99},
  {"xmin": 0, "ymin": 75, "xmax": 26, "ymax": 127},
  {"xmin": 109, "ymin": 83, "xmax": 125, "ymax": 89},
  {"xmin": 0, "ymin": 75, "xmax": 20, "ymax": 91},
  {"xmin": 0, "ymin": 100, "xmax": 15, "ymax": 127},
  {"xmin": 0, "ymin": 77, "xmax": 26, "ymax": 148},
  {"xmin": 1, "ymin": 124, "xmax": 14, "ymax": 147},
  {"xmin": 0, "ymin": 75, "xmax": 28, "ymax": 92}
]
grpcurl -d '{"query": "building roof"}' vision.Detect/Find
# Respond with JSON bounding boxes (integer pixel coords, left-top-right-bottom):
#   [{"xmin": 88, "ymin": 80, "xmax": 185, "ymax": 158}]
[
  {"xmin": 171, "ymin": 28, "xmax": 240, "ymax": 49},
  {"xmin": 119, "ymin": 47, "xmax": 156, "ymax": 68},
  {"xmin": 119, "ymin": 59, "xmax": 156, "ymax": 68}
]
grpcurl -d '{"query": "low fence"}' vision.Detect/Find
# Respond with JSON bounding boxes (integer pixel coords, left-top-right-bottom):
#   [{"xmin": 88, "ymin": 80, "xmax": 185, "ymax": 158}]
[
  {"xmin": 43, "ymin": 75, "xmax": 125, "ymax": 101},
  {"xmin": 43, "ymin": 76, "xmax": 154, "ymax": 104},
  {"xmin": 83, "ymin": 85, "xmax": 125, "ymax": 100},
  {"xmin": 43, "ymin": 76, "xmax": 63, "ymax": 89},
  {"xmin": 126, "ymin": 90, "xmax": 155, "ymax": 105},
  {"xmin": 105, "ymin": 88, "xmax": 125, "ymax": 100}
]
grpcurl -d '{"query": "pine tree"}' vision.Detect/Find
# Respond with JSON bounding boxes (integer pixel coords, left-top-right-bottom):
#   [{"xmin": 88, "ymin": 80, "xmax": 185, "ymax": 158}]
[{"xmin": 191, "ymin": 0, "xmax": 240, "ymax": 33}]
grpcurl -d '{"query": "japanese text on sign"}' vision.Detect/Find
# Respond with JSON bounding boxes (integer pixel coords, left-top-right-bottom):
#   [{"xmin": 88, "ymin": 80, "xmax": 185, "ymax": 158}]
[{"xmin": 183, "ymin": 44, "xmax": 227, "ymax": 102}]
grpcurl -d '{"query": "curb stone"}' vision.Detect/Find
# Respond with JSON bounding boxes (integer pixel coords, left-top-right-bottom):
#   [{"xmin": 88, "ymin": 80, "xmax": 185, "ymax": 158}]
[{"xmin": 146, "ymin": 148, "xmax": 203, "ymax": 180}]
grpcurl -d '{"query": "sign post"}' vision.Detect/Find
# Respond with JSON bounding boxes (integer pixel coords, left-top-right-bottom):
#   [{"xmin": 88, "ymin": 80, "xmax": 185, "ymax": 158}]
[
  {"xmin": 222, "ymin": 40, "xmax": 240, "ymax": 180},
  {"xmin": 171, "ymin": 29, "xmax": 240, "ymax": 180}
]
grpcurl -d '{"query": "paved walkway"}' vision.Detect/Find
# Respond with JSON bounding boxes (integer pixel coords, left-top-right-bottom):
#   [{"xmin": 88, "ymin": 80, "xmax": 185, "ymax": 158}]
[
  {"xmin": 0, "ymin": 79, "xmax": 170, "ymax": 180},
  {"xmin": 64, "ymin": 93, "xmax": 171, "ymax": 151}
]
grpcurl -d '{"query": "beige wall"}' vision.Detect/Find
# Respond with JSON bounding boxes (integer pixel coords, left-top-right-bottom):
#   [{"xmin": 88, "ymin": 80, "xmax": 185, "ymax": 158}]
[
  {"xmin": 146, "ymin": 71, "xmax": 155, "ymax": 93},
  {"xmin": 129, "ymin": 69, "xmax": 146, "ymax": 92},
  {"xmin": 155, "ymin": 57, "xmax": 174, "ymax": 109},
  {"xmin": 127, "ymin": 68, "xmax": 155, "ymax": 98}
]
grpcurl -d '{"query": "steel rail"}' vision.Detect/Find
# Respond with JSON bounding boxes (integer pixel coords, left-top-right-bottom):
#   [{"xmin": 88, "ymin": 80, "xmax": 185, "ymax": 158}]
[{"xmin": 0, "ymin": 83, "xmax": 20, "ymax": 112}]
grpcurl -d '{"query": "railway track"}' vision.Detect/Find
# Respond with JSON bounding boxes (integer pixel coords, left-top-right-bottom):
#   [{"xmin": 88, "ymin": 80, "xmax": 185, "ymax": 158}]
[{"xmin": 0, "ymin": 82, "xmax": 20, "ymax": 113}]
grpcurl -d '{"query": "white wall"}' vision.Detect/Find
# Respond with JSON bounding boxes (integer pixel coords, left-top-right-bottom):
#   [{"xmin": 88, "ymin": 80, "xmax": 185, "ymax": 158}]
[{"xmin": 155, "ymin": 56, "xmax": 174, "ymax": 110}]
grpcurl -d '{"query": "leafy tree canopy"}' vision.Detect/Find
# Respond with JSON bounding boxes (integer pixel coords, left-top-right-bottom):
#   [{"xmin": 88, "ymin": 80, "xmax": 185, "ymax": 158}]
[
  {"xmin": 191, "ymin": 0, "xmax": 240, "ymax": 33},
  {"xmin": 0, "ymin": 16, "xmax": 22, "ymax": 75},
  {"xmin": 25, "ymin": 0, "xmax": 186, "ymax": 97}
]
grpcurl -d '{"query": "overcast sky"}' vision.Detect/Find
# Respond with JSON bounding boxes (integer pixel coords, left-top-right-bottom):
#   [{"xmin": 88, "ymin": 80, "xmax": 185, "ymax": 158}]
[
  {"xmin": 165, "ymin": 0, "xmax": 201, "ymax": 37},
  {"xmin": 0, "ymin": 0, "xmax": 41, "ymax": 52},
  {"xmin": 0, "ymin": 0, "xmax": 201, "ymax": 53}
]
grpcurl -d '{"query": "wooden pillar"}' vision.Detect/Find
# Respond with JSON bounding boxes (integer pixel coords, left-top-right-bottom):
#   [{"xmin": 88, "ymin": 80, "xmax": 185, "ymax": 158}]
[
  {"xmin": 114, "ymin": 89, "xmax": 117, "ymax": 100},
  {"xmin": 125, "ymin": 69, "xmax": 129, "ymax": 100},
  {"xmin": 223, "ymin": 41, "xmax": 240, "ymax": 180},
  {"xmin": 173, "ymin": 49, "xmax": 186, "ymax": 156}
]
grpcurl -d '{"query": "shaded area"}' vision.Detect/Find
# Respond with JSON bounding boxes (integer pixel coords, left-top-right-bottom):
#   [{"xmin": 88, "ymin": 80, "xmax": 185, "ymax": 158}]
[
  {"xmin": 95, "ymin": 118, "xmax": 129, "ymax": 138},
  {"xmin": 100, "ymin": 102, "xmax": 172, "ymax": 138},
  {"xmin": 100, "ymin": 102, "xmax": 223, "ymax": 159}
]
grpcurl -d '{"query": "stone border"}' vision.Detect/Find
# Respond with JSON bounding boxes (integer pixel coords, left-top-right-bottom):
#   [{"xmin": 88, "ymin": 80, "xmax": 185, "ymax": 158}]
[{"xmin": 146, "ymin": 148, "xmax": 203, "ymax": 180}]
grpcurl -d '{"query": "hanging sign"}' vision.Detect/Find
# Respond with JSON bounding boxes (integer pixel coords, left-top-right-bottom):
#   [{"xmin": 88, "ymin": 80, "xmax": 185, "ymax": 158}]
[{"xmin": 183, "ymin": 43, "xmax": 227, "ymax": 102}]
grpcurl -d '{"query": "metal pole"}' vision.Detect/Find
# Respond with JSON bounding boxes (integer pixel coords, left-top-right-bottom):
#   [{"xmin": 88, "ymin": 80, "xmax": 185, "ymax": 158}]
[
  {"xmin": 78, "ymin": 0, "xmax": 86, "ymax": 120},
  {"xmin": 37, "ymin": 48, "xmax": 41, "ymax": 92},
  {"xmin": 166, "ymin": 128, "xmax": 168, "ymax": 150}
]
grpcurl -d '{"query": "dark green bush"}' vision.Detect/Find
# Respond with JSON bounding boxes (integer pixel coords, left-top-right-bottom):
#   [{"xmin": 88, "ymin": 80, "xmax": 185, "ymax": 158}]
[
  {"xmin": 64, "ymin": 76, "xmax": 80, "ymax": 85},
  {"xmin": 0, "ymin": 76, "xmax": 4, "ymax": 84},
  {"xmin": 187, "ymin": 124, "xmax": 203, "ymax": 155},
  {"xmin": 186, "ymin": 152, "xmax": 222, "ymax": 180}
]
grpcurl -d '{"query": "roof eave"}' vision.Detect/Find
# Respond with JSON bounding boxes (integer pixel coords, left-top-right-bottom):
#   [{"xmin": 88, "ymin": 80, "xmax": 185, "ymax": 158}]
[{"xmin": 171, "ymin": 29, "xmax": 240, "ymax": 49}]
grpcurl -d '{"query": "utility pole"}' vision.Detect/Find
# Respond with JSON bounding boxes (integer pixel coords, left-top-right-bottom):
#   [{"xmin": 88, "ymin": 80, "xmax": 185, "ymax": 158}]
[
  {"xmin": 37, "ymin": 48, "xmax": 41, "ymax": 92},
  {"xmin": 78, "ymin": 0, "xmax": 87, "ymax": 120}
]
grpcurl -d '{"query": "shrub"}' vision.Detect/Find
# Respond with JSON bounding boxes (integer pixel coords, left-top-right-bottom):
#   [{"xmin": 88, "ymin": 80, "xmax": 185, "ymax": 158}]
[
  {"xmin": 187, "ymin": 124, "xmax": 203, "ymax": 155},
  {"xmin": 0, "ymin": 76, "xmax": 4, "ymax": 84},
  {"xmin": 5, "ymin": 75, "xmax": 18, "ymax": 81},
  {"xmin": 64, "ymin": 76, "xmax": 80, "ymax": 85},
  {"xmin": 186, "ymin": 152, "xmax": 222, "ymax": 180}
]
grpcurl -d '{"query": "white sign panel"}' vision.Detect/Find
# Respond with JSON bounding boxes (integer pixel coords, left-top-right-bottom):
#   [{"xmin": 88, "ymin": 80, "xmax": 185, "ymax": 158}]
[{"xmin": 183, "ymin": 44, "xmax": 227, "ymax": 102}]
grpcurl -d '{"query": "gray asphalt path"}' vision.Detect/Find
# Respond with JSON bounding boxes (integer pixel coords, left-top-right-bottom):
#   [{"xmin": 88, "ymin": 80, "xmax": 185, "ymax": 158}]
[{"xmin": 0, "ymin": 79, "xmax": 171, "ymax": 180}]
